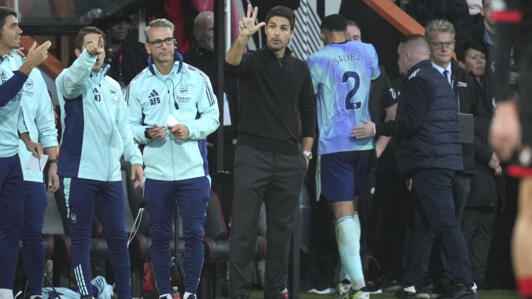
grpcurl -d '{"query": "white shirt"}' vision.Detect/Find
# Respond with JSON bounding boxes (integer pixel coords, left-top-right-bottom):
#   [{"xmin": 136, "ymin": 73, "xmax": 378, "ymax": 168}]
[{"xmin": 431, "ymin": 62, "xmax": 453, "ymax": 86}]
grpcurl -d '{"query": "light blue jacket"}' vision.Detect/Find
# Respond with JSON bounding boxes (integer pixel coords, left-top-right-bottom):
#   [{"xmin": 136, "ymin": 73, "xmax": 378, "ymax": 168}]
[
  {"xmin": 56, "ymin": 49, "xmax": 142, "ymax": 182},
  {"xmin": 14, "ymin": 52, "xmax": 58, "ymax": 182},
  {"xmin": 127, "ymin": 53, "xmax": 219, "ymax": 181},
  {"xmin": 0, "ymin": 51, "xmax": 29, "ymax": 158}
]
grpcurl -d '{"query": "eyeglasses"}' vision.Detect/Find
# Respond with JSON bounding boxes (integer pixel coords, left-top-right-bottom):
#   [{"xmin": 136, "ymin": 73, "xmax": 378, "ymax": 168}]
[
  {"xmin": 148, "ymin": 37, "xmax": 174, "ymax": 48},
  {"xmin": 429, "ymin": 40, "xmax": 455, "ymax": 49}
]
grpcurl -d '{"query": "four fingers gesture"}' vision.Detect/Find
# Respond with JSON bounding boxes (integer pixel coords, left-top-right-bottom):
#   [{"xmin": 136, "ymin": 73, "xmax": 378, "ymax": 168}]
[{"xmin": 239, "ymin": 4, "xmax": 266, "ymax": 38}]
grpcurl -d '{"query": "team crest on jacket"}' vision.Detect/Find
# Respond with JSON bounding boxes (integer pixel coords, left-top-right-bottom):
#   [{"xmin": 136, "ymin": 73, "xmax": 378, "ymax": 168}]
[
  {"xmin": 24, "ymin": 79, "xmax": 33, "ymax": 90},
  {"xmin": 176, "ymin": 85, "xmax": 191, "ymax": 103},
  {"xmin": 23, "ymin": 79, "xmax": 34, "ymax": 97},
  {"xmin": 178, "ymin": 85, "xmax": 188, "ymax": 96},
  {"xmin": 456, "ymin": 81, "xmax": 468, "ymax": 88}
]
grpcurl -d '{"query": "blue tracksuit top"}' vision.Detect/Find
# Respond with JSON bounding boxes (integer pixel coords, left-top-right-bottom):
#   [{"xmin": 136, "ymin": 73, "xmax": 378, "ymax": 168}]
[
  {"xmin": 56, "ymin": 49, "xmax": 142, "ymax": 181},
  {"xmin": 127, "ymin": 53, "xmax": 219, "ymax": 181},
  {"xmin": 13, "ymin": 53, "xmax": 58, "ymax": 182},
  {"xmin": 0, "ymin": 50, "xmax": 30, "ymax": 158}
]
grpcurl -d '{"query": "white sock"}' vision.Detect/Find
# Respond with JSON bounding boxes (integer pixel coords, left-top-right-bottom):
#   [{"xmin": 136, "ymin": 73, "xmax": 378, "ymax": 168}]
[
  {"xmin": 183, "ymin": 292, "xmax": 195, "ymax": 299},
  {"xmin": 159, "ymin": 294, "xmax": 171, "ymax": 299},
  {"xmin": 353, "ymin": 212, "xmax": 361, "ymax": 243},
  {"xmin": 335, "ymin": 216, "xmax": 365, "ymax": 290},
  {"xmin": 0, "ymin": 289, "xmax": 13, "ymax": 299}
]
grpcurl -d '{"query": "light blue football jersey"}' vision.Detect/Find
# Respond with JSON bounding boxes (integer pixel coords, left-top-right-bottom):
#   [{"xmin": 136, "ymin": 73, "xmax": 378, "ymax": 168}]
[{"xmin": 307, "ymin": 41, "xmax": 380, "ymax": 155}]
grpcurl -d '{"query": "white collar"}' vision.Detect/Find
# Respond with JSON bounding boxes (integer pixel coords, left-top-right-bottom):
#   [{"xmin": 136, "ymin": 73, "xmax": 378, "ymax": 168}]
[{"xmin": 431, "ymin": 62, "xmax": 452, "ymax": 75}]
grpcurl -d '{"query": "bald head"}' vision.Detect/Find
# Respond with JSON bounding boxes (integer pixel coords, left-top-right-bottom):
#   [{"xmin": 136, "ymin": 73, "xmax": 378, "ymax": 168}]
[
  {"xmin": 397, "ymin": 34, "xmax": 430, "ymax": 75},
  {"xmin": 400, "ymin": 35, "xmax": 430, "ymax": 59},
  {"xmin": 193, "ymin": 11, "xmax": 214, "ymax": 51}
]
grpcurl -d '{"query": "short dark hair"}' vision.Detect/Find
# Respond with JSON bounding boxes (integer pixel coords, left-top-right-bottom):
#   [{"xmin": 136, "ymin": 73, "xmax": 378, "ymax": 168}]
[
  {"xmin": 456, "ymin": 40, "xmax": 486, "ymax": 62},
  {"xmin": 0, "ymin": 6, "xmax": 17, "ymax": 37},
  {"xmin": 346, "ymin": 20, "xmax": 359, "ymax": 29},
  {"xmin": 265, "ymin": 5, "xmax": 295, "ymax": 31},
  {"xmin": 321, "ymin": 14, "xmax": 347, "ymax": 32},
  {"xmin": 74, "ymin": 26, "xmax": 105, "ymax": 51}
]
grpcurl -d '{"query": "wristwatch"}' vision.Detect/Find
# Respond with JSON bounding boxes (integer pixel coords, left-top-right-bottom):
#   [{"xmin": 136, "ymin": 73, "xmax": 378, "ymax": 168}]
[{"xmin": 303, "ymin": 150, "xmax": 313, "ymax": 160}]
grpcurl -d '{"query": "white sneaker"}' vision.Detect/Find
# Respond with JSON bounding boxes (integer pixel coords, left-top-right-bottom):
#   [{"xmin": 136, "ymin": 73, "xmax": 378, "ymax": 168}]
[{"xmin": 308, "ymin": 287, "xmax": 335, "ymax": 294}]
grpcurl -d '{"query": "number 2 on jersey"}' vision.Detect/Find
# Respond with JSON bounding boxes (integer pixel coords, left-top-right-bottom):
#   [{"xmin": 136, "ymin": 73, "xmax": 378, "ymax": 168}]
[{"xmin": 342, "ymin": 71, "xmax": 360, "ymax": 110}]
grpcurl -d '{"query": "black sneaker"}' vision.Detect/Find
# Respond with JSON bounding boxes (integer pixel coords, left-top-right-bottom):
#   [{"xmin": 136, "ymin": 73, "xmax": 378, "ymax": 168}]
[
  {"xmin": 381, "ymin": 279, "xmax": 401, "ymax": 292},
  {"xmin": 435, "ymin": 283, "xmax": 477, "ymax": 299},
  {"xmin": 362, "ymin": 281, "xmax": 382, "ymax": 294},
  {"xmin": 415, "ymin": 284, "xmax": 432, "ymax": 299}
]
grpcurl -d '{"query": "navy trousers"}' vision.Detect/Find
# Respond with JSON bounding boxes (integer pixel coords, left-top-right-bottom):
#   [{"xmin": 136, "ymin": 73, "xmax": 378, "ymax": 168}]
[
  {"xmin": 144, "ymin": 176, "xmax": 210, "ymax": 295},
  {"xmin": 22, "ymin": 181, "xmax": 48, "ymax": 295},
  {"xmin": 403, "ymin": 168, "xmax": 473, "ymax": 288},
  {"xmin": 61, "ymin": 177, "xmax": 131, "ymax": 299},
  {"xmin": 0, "ymin": 154, "xmax": 24, "ymax": 289}
]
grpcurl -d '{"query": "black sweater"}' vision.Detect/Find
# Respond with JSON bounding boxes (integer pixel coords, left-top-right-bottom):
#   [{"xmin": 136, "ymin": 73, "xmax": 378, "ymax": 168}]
[{"xmin": 225, "ymin": 47, "xmax": 316, "ymax": 154}]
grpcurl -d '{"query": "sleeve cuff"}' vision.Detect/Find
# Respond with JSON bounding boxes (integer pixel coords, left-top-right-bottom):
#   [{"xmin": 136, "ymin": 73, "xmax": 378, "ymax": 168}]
[
  {"xmin": 41, "ymin": 137, "xmax": 58, "ymax": 149},
  {"xmin": 180, "ymin": 121, "xmax": 198, "ymax": 140},
  {"xmin": 224, "ymin": 62, "xmax": 240, "ymax": 75},
  {"xmin": 13, "ymin": 70, "xmax": 28, "ymax": 81},
  {"xmin": 144, "ymin": 128, "xmax": 152, "ymax": 140},
  {"xmin": 129, "ymin": 155, "xmax": 143, "ymax": 166},
  {"xmin": 375, "ymin": 124, "xmax": 381, "ymax": 136}
]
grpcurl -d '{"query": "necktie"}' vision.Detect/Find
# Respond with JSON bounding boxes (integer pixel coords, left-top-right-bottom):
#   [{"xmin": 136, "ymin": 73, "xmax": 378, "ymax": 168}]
[{"xmin": 443, "ymin": 70, "xmax": 450, "ymax": 85}]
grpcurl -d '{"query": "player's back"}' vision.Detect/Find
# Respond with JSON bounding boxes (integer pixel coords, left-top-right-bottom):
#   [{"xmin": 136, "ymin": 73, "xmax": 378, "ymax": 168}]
[{"xmin": 307, "ymin": 41, "xmax": 380, "ymax": 154}]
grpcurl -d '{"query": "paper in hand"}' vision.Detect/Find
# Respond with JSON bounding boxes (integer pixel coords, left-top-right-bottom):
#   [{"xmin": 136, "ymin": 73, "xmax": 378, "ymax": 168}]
[
  {"xmin": 166, "ymin": 114, "xmax": 180, "ymax": 127},
  {"xmin": 25, "ymin": 154, "xmax": 48, "ymax": 171}
]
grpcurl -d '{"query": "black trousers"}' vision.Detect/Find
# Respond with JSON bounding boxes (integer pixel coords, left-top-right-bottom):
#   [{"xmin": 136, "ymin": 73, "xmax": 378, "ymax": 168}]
[
  {"xmin": 229, "ymin": 145, "xmax": 306, "ymax": 299},
  {"xmin": 369, "ymin": 173, "xmax": 410, "ymax": 281},
  {"xmin": 462, "ymin": 207, "xmax": 495, "ymax": 284},
  {"xmin": 453, "ymin": 173, "xmax": 473, "ymax": 223},
  {"xmin": 403, "ymin": 168, "xmax": 472, "ymax": 288},
  {"xmin": 462, "ymin": 167, "xmax": 498, "ymax": 284}
]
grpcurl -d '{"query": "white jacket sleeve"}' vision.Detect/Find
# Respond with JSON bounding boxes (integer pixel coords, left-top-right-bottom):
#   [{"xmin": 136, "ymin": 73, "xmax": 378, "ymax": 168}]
[
  {"xmin": 117, "ymin": 89, "xmax": 143, "ymax": 165},
  {"xmin": 34, "ymin": 72, "xmax": 58, "ymax": 149},
  {"xmin": 180, "ymin": 73, "xmax": 220, "ymax": 140},
  {"xmin": 56, "ymin": 50, "xmax": 97, "ymax": 100},
  {"xmin": 126, "ymin": 84, "xmax": 151, "ymax": 144}
]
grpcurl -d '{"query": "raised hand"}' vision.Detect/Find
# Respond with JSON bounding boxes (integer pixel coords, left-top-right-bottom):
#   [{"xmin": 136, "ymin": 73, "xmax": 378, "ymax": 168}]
[
  {"xmin": 86, "ymin": 34, "xmax": 104, "ymax": 56},
  {"xmin": 239, "ymin": 4, "xmax": 266, "ymax": 38},
  {"xmin": 20, "ymin": 41, "xmax": 51, "ymax": 75}
]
